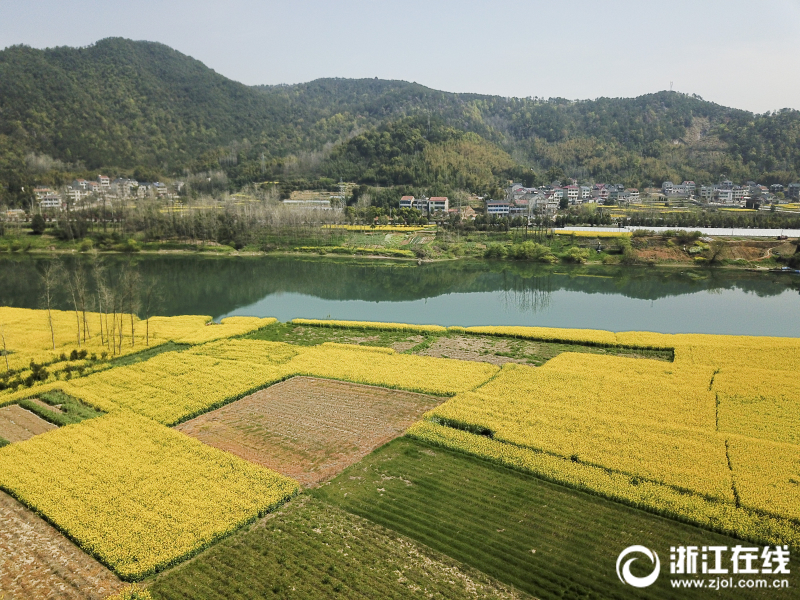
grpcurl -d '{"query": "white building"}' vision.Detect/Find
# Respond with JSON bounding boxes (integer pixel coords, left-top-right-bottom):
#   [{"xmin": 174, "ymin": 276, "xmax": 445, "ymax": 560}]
[
  {"xmin": 39, "ymin": 196, "xmax": 62, "ymax": 210},
  {"xmin": 428, "ymin": 197, "xmax": 449, "ymax": 212},
  {"xmin": 563, "ymin": 185, "xmax": 579, "ymax": 204},
  {"xmin": 716, "ymin": 189, "xmax": 734, "ymax": 203},
  {"xmin": 486, "ymin": 201, "xmax": 510, "ymax": 216}
]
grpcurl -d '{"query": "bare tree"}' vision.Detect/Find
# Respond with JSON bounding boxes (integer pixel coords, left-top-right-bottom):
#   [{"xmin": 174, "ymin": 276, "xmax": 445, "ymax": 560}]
[
  {"xmin": 139, "ymin": 275, "xmax": 159, "ymax": 347},
  {"xmin": 708, "ymin": 240, "xmax": 727, "ymax": 264},
  {"xmin": 91, "ymin": 252, "xmax": 107, "ymax": 347},
  {"xmin": 0, "ymin": 325, "xmax": 9, "ymax": 372},
  {"xmin": 122, "ymin": 263, "xmax": 141, "ymax": 347},
  {"xmin": 65, "ymin": 260, "xmax": 82, "ymax": 347},
  {"xmin": 39, "ymin": 260, "xmax": 61, "ymax": 350}
]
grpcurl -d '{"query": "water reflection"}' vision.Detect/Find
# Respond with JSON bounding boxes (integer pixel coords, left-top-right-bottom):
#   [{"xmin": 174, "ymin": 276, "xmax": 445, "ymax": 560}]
[{"xmin": 1, "ymin": 255, "xmax": 798, "ymax": 336}]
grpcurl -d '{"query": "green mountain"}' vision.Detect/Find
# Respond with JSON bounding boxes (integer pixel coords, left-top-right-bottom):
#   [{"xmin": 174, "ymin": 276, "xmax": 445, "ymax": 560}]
[{"xmin": 1, "ymin": 37, "xmax": 799, "ymax": 207}]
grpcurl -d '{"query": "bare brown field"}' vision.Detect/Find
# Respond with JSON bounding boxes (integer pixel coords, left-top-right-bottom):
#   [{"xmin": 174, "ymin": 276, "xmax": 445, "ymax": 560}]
[
  {"xmin": 175, "ymin": 377, "xmax": 441, "ymax": 486},
  {"xmin": 415, "ymin": 335, "xmax": 530, "ymax": 366},
  {"xmin": 0, "ymin": 491, "xmax": 124, "ymax": 600},
  {"xmin": 0, "ymin": 404, "xmax": 57, "ymax": 443}
]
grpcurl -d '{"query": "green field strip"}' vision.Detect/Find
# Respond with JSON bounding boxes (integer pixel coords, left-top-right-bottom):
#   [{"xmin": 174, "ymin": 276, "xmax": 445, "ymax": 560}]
[
  {"xmin": 148, "ymin": 497, "xmax": 523, "ymax": 600},
  {"xmin": 314, "ymin": 437, "xmax": 797, "ymax": 600}
]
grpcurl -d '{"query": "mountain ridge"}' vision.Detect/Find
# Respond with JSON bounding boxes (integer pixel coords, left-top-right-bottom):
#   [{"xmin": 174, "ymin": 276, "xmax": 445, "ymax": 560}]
[{"xmin": 1, "ymin": 38, "xmax": 798, "ymax": 206}]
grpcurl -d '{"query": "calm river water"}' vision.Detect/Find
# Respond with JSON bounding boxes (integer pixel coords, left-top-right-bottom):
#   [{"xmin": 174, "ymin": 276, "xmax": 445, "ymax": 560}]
[{"xmin": 1, "ymin": 255, "xmax": 799, "ymax": 336}]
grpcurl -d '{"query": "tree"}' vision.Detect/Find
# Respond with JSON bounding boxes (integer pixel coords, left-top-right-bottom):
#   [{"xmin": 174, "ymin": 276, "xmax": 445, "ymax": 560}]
[
  {"xmin": 31, "ymin": 213, "xmax": 46, "ymax": 234},
  {"xmin": 559, "ymin": 197, "xmax": 569, "ymax": 210},
  {"xmin": 139, "ymin": 275, "xmax": 160, "ymax": 347},
  {"xmin": 0, "ymin": 324, "xmax": 9, "ymax": 372},
  {"xmin": 39, "ymin": 261, "xmax": 61, "ymax": 349},
  {"xmin": 707, "ymin": 240, "xmax": 726, "ymax": 264},
  {"xmin": 546, "ymin": 166, "xmax": 566, "ymax": 185}
]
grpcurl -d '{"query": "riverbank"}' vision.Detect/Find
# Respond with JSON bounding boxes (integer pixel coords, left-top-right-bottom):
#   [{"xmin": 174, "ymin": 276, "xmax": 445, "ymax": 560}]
[{"xmin": 2, "ymin": 227, "xmax": 797, "ymax": 269}]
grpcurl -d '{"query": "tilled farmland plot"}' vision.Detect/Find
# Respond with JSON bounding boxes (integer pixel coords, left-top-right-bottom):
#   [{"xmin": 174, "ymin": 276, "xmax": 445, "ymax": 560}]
[
  {"xmin": 176, "ymin": 377, "xmax": 441, "ymax": 486},
  {"xmin": 0, "ymin": 491, "xmax": 125, "ymax": 600},
  {"xmin": 0, "ymin": 404, "xmax": 57, "ymax": 443}
]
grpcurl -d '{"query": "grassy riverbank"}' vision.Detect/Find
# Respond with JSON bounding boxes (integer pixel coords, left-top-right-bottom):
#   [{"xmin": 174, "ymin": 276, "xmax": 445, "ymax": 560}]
[{"xmin": 1, "ymin": 226, "xmax": 798, "ymax": 269}]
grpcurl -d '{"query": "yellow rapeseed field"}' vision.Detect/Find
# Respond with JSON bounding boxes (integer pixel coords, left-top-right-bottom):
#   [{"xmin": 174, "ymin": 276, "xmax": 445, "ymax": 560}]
[
  {"xmin": 406, "ymin": 421, "xmax": 800, "ymax": 549},
  {"xmin": 4, "ymin": 311, "xmax": 799, "ymax": 564},
  {"xmin": 428, "ymin": 356, "xmax": 731, "ymax": 500},
  {"xmin": 64, "ymin": 350, "xmax": 295, "ymax": 425},
  {"xmin": 288, "ymin": 343, "xmax": 497, "ymax": 396},
  {"xmin": 145, "ymin": 315, "xmax": 276, "ymax": 345},
  {"xmin": 185, "ymin": 338, "xmax": 299, "ymax": 363},
  {"xmin": 553, "ymin": 230, "xmax": 632, "ymax": 237},
  {"xmin": 324, "ymin": 224, "xmax": 436, "ymax": 232},
  {"xmin": 715, "ymin": 367, "xmax": 800, "ymax": 445},
  {"xmin": 727, "ymin": 435, "xmax": 800, "ymax": 522},
  {"xmin": 463, "ymin": 325, "xmax": 618, "ymax": 346},
  {"xmin": 53, "ymin": 338, "xmax": 496, "ymax": 426},
  {"xmin": 0, "ymin": 411, "xmax": 298, "ymax": 580},
  {"xmin": 292, "ymin": 318, "xmax": 447, "ymax": 334}
]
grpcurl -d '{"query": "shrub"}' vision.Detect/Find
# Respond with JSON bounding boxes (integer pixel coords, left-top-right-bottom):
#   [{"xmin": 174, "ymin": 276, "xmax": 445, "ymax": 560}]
[
  {"xmin": 121, "ymin": 239, "xmax": 141, "ymax": 253},
  {"xmin": 484, "ymin": 244, "xmax": 508, "ymax": 259},
  {"xmin": 563, "ymin": 246, "xmax": 591, "ymax": 263},
  {"xmin": 509, "ymin": 242, "xmax": 557, "ymax": 263}
]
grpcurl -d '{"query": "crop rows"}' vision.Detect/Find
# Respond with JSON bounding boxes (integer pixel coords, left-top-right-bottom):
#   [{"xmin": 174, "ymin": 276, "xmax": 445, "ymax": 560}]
[
  {"xmin": 0, "ymin": 411, "xmax": 298, "ymax": 580},
  {"xmin": 316, "ymin": 437, "xmax": 796, "ymax": 599}
]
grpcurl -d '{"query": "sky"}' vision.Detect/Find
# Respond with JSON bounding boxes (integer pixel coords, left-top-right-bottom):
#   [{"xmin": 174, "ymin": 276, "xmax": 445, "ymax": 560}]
[{"xmin": 2, "ymin": 0, "xmax": 799, "ymax": 113}]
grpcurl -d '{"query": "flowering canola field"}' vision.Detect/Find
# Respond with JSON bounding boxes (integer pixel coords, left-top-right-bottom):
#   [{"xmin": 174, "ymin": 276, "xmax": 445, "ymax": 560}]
[
  {"xmin": 2, "ymin": 312, "xmax": 799, "ymax": 578},
  {"xmin": 360, "ymin": 321, "xmax": 800, "ymax": 549},
  {"xmin": 49, "ymin": 339, "xmax": 497, "ymax": 426},
  {"xmin": 0, "ymin": 411, "xmax": 297, "ymax": 580},
  {"xmin": 0, "ymin": 306, "xmax": 274, "ymax": 390}
]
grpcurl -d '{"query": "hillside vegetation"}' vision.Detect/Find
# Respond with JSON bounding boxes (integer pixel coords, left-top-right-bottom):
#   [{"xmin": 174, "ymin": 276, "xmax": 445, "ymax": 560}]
[{"xmin": 1, "ymin": 38, "xmax": 799, "ymax": 206}]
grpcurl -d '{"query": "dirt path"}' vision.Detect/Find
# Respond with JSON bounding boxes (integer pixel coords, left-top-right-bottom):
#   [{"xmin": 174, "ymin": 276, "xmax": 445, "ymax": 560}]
[
  {"xmin": 0, "ymin": 405, "xmax": 57, "ymax": 443},
  {"xmin": 0, "ymin": 491, "xmax": 124, "ymax": 600}
]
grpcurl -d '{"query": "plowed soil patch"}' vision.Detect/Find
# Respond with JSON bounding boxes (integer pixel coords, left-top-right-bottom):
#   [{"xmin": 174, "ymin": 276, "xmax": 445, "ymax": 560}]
[
  {"xmin": 0, "ymin": 404, "xmax": 57, "ymax": 443},
  {"xmin": 175, "ymin": 377, "xmax": 441, "ymax": 487},
  {"xmin": 0, "ymin": 491, "xmax": 124, "ymax": 600}
]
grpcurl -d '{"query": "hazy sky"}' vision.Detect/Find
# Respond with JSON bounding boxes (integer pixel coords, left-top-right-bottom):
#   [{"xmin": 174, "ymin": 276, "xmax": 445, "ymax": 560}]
[{"xmin": 2, "ymin": 1, "xmax": 799, "ymax": 113}]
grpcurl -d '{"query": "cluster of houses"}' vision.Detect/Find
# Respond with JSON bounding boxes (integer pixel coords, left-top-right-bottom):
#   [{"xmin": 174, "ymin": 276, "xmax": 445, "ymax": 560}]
[
  {"xmin": 32, "ymin": 176, "xmax": 184, "ymax": 211},
  {"xmin": 483, "ymin": 179, "xmax": 800, "ymax": 217},
  {"xmin": 484, "ymin": 182, "xmax": 640, "ymax": 217},
  {"xmin": 663, "ymin": 180, "xmax": 800, "ymax": 204}
]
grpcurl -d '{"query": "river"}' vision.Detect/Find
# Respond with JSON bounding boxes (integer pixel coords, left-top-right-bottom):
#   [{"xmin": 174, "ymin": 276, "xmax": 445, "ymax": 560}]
[{"xmin": 1, "ymin": 255, "xmax": 799, "ymax": 336}]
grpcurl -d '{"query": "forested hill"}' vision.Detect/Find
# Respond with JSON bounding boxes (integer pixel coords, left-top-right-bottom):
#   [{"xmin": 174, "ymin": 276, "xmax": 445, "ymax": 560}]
[{"xmin": 1, "ymin": 37, "xmax": 799, "ymax": 206}]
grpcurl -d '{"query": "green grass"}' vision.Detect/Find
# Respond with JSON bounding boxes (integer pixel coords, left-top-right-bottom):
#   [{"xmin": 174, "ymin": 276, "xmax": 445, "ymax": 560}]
[
  {"xmin": 107, "ymin": 342, "xmax": 190, "ymax": 368},
  {"xmin": 147, "ymin": 496, "xmax": 520, "ymax": 600},
  {"xmin": 0, "ymin": 435, "xmax": 9, "ymax": 448},
  {"xmin": 450, "ymin": 333, "xmax": 673, "ymax": 365},
  {"xmin": 313, "ymin": 437, "xmax": 795, "ymax": 599},
  {"xmin": 242, "ymin": 322, "xmax": 430, "ymax": 349},
  {"xmin": 16, "ymin": 390, "xmax": 104, "ymax": 426},
  {"xmin": 247, "ymin": 322, "xmax": 673, "ymax": 364}
]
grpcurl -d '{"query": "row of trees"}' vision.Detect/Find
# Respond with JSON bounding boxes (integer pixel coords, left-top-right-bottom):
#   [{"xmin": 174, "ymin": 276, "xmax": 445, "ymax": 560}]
[{"xmin": 37, "ymin": 256, "xmax": 157, "ymax": 356}]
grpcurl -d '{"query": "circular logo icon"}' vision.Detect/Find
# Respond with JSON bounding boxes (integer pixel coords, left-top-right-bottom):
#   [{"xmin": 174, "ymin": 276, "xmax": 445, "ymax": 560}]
[{"xmin": 616, "ymin": 545, "xmax": 660, "ymax": 588}]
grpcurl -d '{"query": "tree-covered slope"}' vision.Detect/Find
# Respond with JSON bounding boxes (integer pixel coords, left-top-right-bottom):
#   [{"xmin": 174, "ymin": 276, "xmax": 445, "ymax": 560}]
[
  {"xmin": 0, "ymin": 38, "xmax": 289, "ymax": 170},
  {"xmin": 1, "ymin": 37, "xmax": 799, "ymax": 207}
]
